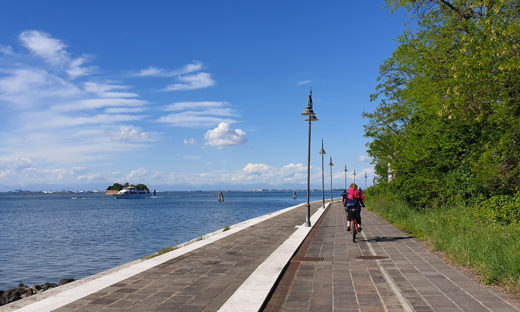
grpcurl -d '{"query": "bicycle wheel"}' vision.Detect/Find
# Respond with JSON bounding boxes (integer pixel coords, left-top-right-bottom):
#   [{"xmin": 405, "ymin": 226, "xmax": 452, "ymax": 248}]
[{"xmin": 352, "ymin": 221, "xmax": 357, "ymax": 242}]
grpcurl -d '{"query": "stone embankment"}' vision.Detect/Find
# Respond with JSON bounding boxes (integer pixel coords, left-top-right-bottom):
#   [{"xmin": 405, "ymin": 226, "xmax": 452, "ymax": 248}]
[{"xmin": 0, "ymin": 279, "xmax": 74, "ymax": 306}]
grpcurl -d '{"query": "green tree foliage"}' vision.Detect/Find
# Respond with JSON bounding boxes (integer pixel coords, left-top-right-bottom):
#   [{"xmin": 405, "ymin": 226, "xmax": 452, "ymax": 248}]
[
  {"xmin": 365, "ymin": 0, "xmax": 520, "ymax": 207},
  {"xmin": 106, "ymin": 182, "xmax": 149, "ymax": 192},
  {"xmin": 106, "ymin": 183, "xmax": 124, "ymax": 191}
]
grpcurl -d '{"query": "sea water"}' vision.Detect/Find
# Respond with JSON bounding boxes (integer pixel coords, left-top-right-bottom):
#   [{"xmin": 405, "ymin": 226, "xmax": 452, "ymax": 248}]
[{"xmin": 0, "ymin": 190, "xmax": 341, "ymax": 290}]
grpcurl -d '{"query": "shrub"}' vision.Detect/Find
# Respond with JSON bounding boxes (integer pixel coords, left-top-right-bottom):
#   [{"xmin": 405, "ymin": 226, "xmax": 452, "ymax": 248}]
[{"xmin": 475, "ymin": 192, "xmax": 520, "ymax": 225}]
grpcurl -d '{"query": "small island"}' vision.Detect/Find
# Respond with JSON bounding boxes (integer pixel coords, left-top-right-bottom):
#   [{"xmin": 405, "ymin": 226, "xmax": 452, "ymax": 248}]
[{"xmin": 104, "ymin": 182, "xmax": 150, "ymax": 195}]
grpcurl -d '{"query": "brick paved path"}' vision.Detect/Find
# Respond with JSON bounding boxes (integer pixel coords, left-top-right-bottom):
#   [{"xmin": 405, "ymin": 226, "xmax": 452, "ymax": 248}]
[
  {"xmin": 50, "ymin": 203, "xmax": 322, "ymax": 312},
  {"xmin": 263, "ymin": 202, "xmax": 520, "ymax": 312}
]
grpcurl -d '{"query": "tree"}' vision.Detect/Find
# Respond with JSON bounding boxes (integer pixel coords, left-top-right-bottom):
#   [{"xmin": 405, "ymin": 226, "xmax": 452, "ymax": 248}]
[{"xmin": 365, "ymin": 0, "xmax": 520, "ymax": 207}]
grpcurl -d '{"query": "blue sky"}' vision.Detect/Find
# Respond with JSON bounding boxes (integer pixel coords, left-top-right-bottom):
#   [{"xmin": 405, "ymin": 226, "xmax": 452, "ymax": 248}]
[{"xmin": 0, "ymin": 1, "xmax": 407, "ymax": 191}]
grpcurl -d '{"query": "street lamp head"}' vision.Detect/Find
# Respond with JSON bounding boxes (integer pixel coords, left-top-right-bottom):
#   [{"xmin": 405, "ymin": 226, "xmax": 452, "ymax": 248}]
[
  {"xmin": 344, "ymin": 165, "xmax": 347, "ymax": 173},
  {"xmin": 319, "ymin": 139, "xmax": 326, "ymax": 155},
  {"xmin": 305, "ymin": 113, "xmax": 318, "ymax": 122},
  {"xmin": 301, "ymin": 89, "xmax": 315, "ymax": 116},
  {"xmin": 329, "ymin": 156, "xmax": 334, "ymax": 167},
  {"xmin": 301, "ymin": 106, "xmax": 314, "ymax": 116}
]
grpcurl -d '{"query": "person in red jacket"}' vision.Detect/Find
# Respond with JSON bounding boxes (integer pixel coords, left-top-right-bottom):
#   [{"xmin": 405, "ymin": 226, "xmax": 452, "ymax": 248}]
[{"xmin": 345, "ymin": 183, "xmax": 365, "ymax": 231}]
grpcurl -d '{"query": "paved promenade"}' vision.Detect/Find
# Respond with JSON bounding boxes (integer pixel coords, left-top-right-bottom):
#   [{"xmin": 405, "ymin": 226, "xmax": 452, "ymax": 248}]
[
  {"xmin": 263, "ymin": 203, "xmax": 520, "ymax": 312},
  {"xmin": 4, "ymin": 201, "xmax": 520, "ymax": 311}
]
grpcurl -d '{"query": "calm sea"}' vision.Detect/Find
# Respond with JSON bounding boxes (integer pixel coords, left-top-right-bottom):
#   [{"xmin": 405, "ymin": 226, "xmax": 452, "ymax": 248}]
[{"xmin": 0, "ymin": 190, "xmax": 341, "ymax": 290}]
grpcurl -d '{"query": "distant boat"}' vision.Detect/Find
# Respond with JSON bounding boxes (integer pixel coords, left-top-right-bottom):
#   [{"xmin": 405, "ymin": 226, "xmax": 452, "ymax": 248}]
[
  {"xmin": 114, "ymin": 185, "xmax": 150, "ymax": 199},
  {"xmin": 293, "ymin": 191, "xmax": 297, "ymax": 199},
  {"xmin": 218, "ymin": 191, "xmax": 224, "ymax": 202}
]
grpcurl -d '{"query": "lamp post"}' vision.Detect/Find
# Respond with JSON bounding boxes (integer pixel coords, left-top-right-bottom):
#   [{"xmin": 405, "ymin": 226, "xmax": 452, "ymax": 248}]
[
  {"xmin": 319, "ymin": 140, "xmax": 326, "ymax": 209},
  {"xmin": 301, "ymin": 90, "xmax": 318, "ymax": 227},
  {"xmin": 344, "ymin": 165, "xmax": 348, "ymax": 189},
  {"xmin": 329, "ymin": 156, "xmax": 334, "ymax": 203},
  {"xmin": 365, "ymin": 172, "xmax": 367, "ymax": 189},
  {"xmin": 353, "ymin": 169, "xmax": 357, "ymax": 184}
]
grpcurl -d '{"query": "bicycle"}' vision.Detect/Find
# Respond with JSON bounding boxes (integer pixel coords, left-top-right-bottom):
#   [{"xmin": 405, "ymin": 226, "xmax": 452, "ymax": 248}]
[{"xmin": 347, "ymin": 206, "xmax": 361, "ymax": 242}]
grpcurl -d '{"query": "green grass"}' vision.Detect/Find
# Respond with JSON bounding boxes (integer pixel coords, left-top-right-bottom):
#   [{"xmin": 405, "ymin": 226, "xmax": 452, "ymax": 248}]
[
  {"xmin": 366, "ymin": 194, "xmax": 520, "ymax": 294},
  {"xmin": 144, "ymin": 246, "xmax": 179, "ymax": 259},
  {"xmin": 223, "ymin": 225, "xmax": 230, "ymax": 231}
]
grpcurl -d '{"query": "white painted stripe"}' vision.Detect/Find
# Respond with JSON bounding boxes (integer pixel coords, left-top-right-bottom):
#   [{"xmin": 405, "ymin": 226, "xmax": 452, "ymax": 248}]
[
  {"xmin": 218, "ymin": 202, "xmax": 331, "ymax": 312},
  {"xmin": 6, "ymin": 201, "xmax": 324, "ymax": 312},
  {"xmin": 361, "ymin": 231, "xmax": 414, "ymax": 312}
]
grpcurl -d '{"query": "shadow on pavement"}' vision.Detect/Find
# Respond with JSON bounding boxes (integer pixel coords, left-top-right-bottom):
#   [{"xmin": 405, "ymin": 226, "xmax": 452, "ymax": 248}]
[{"xmin": 363, "ymin": 236, "xmax": 414, "ymax": 243}]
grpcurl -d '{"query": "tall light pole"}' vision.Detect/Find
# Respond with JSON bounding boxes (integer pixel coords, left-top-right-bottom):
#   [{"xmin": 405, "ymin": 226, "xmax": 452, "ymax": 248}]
[
  {"xmin": 301, "ymin": 90, "xmax": 317, "ymax": 227},
  {"xmin": 344, "ymin": 165, "xmax": 348, "ymax": 189},
  {"xmin": 319, "ymin": 140, "xmax": 326, "ymax": 209},
  {"xmin": 353, "ymin": 169, "xmax": 357, "ymax": 184},
  {"xmin": 365, "ymin": 172, "xmax": 367, "ymax": 189},
  {"xmin": 329, "ymin": 156, "xmax": 334, "ymax": 203}
]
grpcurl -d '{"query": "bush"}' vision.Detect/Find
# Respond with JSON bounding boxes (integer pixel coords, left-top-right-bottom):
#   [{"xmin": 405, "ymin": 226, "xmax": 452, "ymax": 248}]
[{"xmin": 475, "ymin": 192, "xmax": 520, "ymax": 225}]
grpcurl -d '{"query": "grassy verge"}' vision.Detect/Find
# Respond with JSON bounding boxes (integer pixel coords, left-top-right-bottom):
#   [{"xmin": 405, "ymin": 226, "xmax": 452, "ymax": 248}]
[
  {"xmin": 366, "ymin": 194, "xmax": 520, "ymax": 294},
  {"xmin": 144, "ymin": 246, "xmax": 179, "ymax": 259}
]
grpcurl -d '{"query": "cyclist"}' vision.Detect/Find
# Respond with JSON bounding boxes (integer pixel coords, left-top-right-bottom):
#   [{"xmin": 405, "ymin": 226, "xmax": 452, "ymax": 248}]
[{"xmin": 346, "ymin": 183, "xmax": 365, "ymax": 232}]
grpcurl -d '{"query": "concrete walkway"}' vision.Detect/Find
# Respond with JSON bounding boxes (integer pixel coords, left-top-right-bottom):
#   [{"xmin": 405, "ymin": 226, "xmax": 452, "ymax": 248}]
[
  {"xmin": 4, "ymin": 201, "xmax": 520, "ymax": 311},
  {"xmin": 263, "ymin": 202, "xmax": 520, "ymax": 312}
]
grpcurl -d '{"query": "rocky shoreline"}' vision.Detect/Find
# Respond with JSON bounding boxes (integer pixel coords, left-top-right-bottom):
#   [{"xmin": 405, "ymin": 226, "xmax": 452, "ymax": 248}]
[{"xmin": 0, "ymin": 279, "xmax": 75, "ymax": 306}]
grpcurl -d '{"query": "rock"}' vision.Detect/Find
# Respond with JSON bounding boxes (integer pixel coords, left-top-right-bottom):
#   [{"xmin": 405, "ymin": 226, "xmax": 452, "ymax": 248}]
[
  {"xmin": 0, "ymin": 278, "xmax": 74, "ymax": 306},
  {"xmin": 59, "ymin": 278, "xmax": 75, "ymax": 286}
]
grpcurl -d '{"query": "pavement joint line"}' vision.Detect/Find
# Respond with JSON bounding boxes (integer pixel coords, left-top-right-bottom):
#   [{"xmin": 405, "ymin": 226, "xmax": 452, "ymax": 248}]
[
  {"xmin": 6, "ymin": 200, "xmax": 327, "ymax": 312},
  {"xmin": 218, "ymin": 202, "xmax": 331, "ymax": 312},
  {"xmin": 361, "ymin": 229, "xmax": 414, "ymax": 312}
]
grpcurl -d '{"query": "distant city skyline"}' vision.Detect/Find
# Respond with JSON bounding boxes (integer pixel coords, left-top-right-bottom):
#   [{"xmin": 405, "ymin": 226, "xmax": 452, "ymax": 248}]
[{"xmin": 0, "ymin": 1, "xmax": 407, "ymax": 191}]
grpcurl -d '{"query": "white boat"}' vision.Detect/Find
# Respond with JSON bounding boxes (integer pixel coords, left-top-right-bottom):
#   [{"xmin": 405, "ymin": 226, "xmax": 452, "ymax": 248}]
[
  {"xmin": 218, "ymin": 191, "xmax": 224, "ymax": 202},
  {"xmin": 293, "ymin": 191, "xmax": 297, "ymax": 199},
  {"xmin": 114, "ymin": 185, "xmax": 150, "ymax": 199}
]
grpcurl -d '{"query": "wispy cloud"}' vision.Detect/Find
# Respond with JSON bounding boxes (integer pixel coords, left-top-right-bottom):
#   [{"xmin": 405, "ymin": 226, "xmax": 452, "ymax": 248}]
[
  {"xmin": 297, "ymin": 80, "xmax": 312, "ymax": 86},
  {"xmin": 0, "ymin": 30, "xmax": 151, "ymax": 165},
  {"xmin": 184, "ymin": 138, "xmax": 197, "ymax": 145},
  {"xmin": 164, "ymin": 72, "xmax": 215, "ymax": 91},
  {"xmin": 84, "ymin": 82, "xmax": 138, "ymax": 98},
  {"xmin": 158, "ymin": 101, "xmax": 238, "ymax": 128},
  {"xmin": 165, "ymin": 101, "xmax": 226, "ymax": 111},
  {"xmin": 204, "ymin": 122, "xmax": 247, "ymax": 149},
  {"xmin": 158, "ymin": 112, "xmax": 235, "ymax": 128},
  {"xmin": 359, "ymin": 155, "xmax": 372, "ymax": 163},
  {"xmin": 19, "ymin": 30, "xmax": 94, "ymax": 79},
  {"xmin": 0, "ymin": 45, "xmax": 13, "ymax": 55},
  {"xmin": 135, "ymin": 60, "xmax": 203, "ymax": 77},
  {"xmin": 110, "ymin": 125, "xmax": 154, "ymax": 142}
]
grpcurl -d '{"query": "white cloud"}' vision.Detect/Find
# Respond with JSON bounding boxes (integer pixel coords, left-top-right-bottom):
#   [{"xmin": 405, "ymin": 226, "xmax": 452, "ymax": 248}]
[
  {"xmin": 158, "ymin": 102, "xmax": 238, "ymax": 128},
  {"xmin": 158, "ymin": 112, "xmax": 236, "ymax": 128},
  {"xmin": 297, "ymin": 80, "xmax": 312, "ymax": 86},
  {"xmin": 136, "ymin": 60, "xmax": 203, "ymax": 77},
  {"xmin": 204, "ymin": 122, "xmax": 247, "ymax": 149},
  {"xmin": 359, "ymin": 155, "xmax": 372, "ymax": 163},
  {"xmin": 105, "ymin": 107, "xmax": 145, "ymax": 113},
  {"xmin": 19, "ymin": 30, "xmax": 92, "ymax": 79},
  {"xmin": 242, "ymin": 163, "xmax": 273, "ymax": 173},
  {"xmin": 165, "ymin": 101, "xmax": 226, "ymax": 111},
  {"xmin": 0, "ymin": 45, "xmax": 13, "ymax": 55},
  {"xmin": 0, "ymin": 30, "xmax": 152, "ymax": 165},
  {"xmin": 19, "ymin": 30, "xmax": 67, "ymax": 65},
  {"xmin": 84, "ymin": 82, "xmax": 138, "ymax": 98},
  {"xmin": 52, "ymin": 97, "xmax": 148, "ymax": 112},
  {"xmin": 184, "ymin": 138, "xmax": 197, "ymax": 145},
  {"xmin": 136, "ymin": 67, "xmax": 162, "ymax": 77},
  {"xmin": 164, "ymin": 72, "xmax": 214, "ymax": 91},
  {"xmin": 110, "ymin": 125, "xmax": 152, "ymax": 142},
  {"xmin": 0, "ymin": 68, "xmax": 80, "ymax": 108}
]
